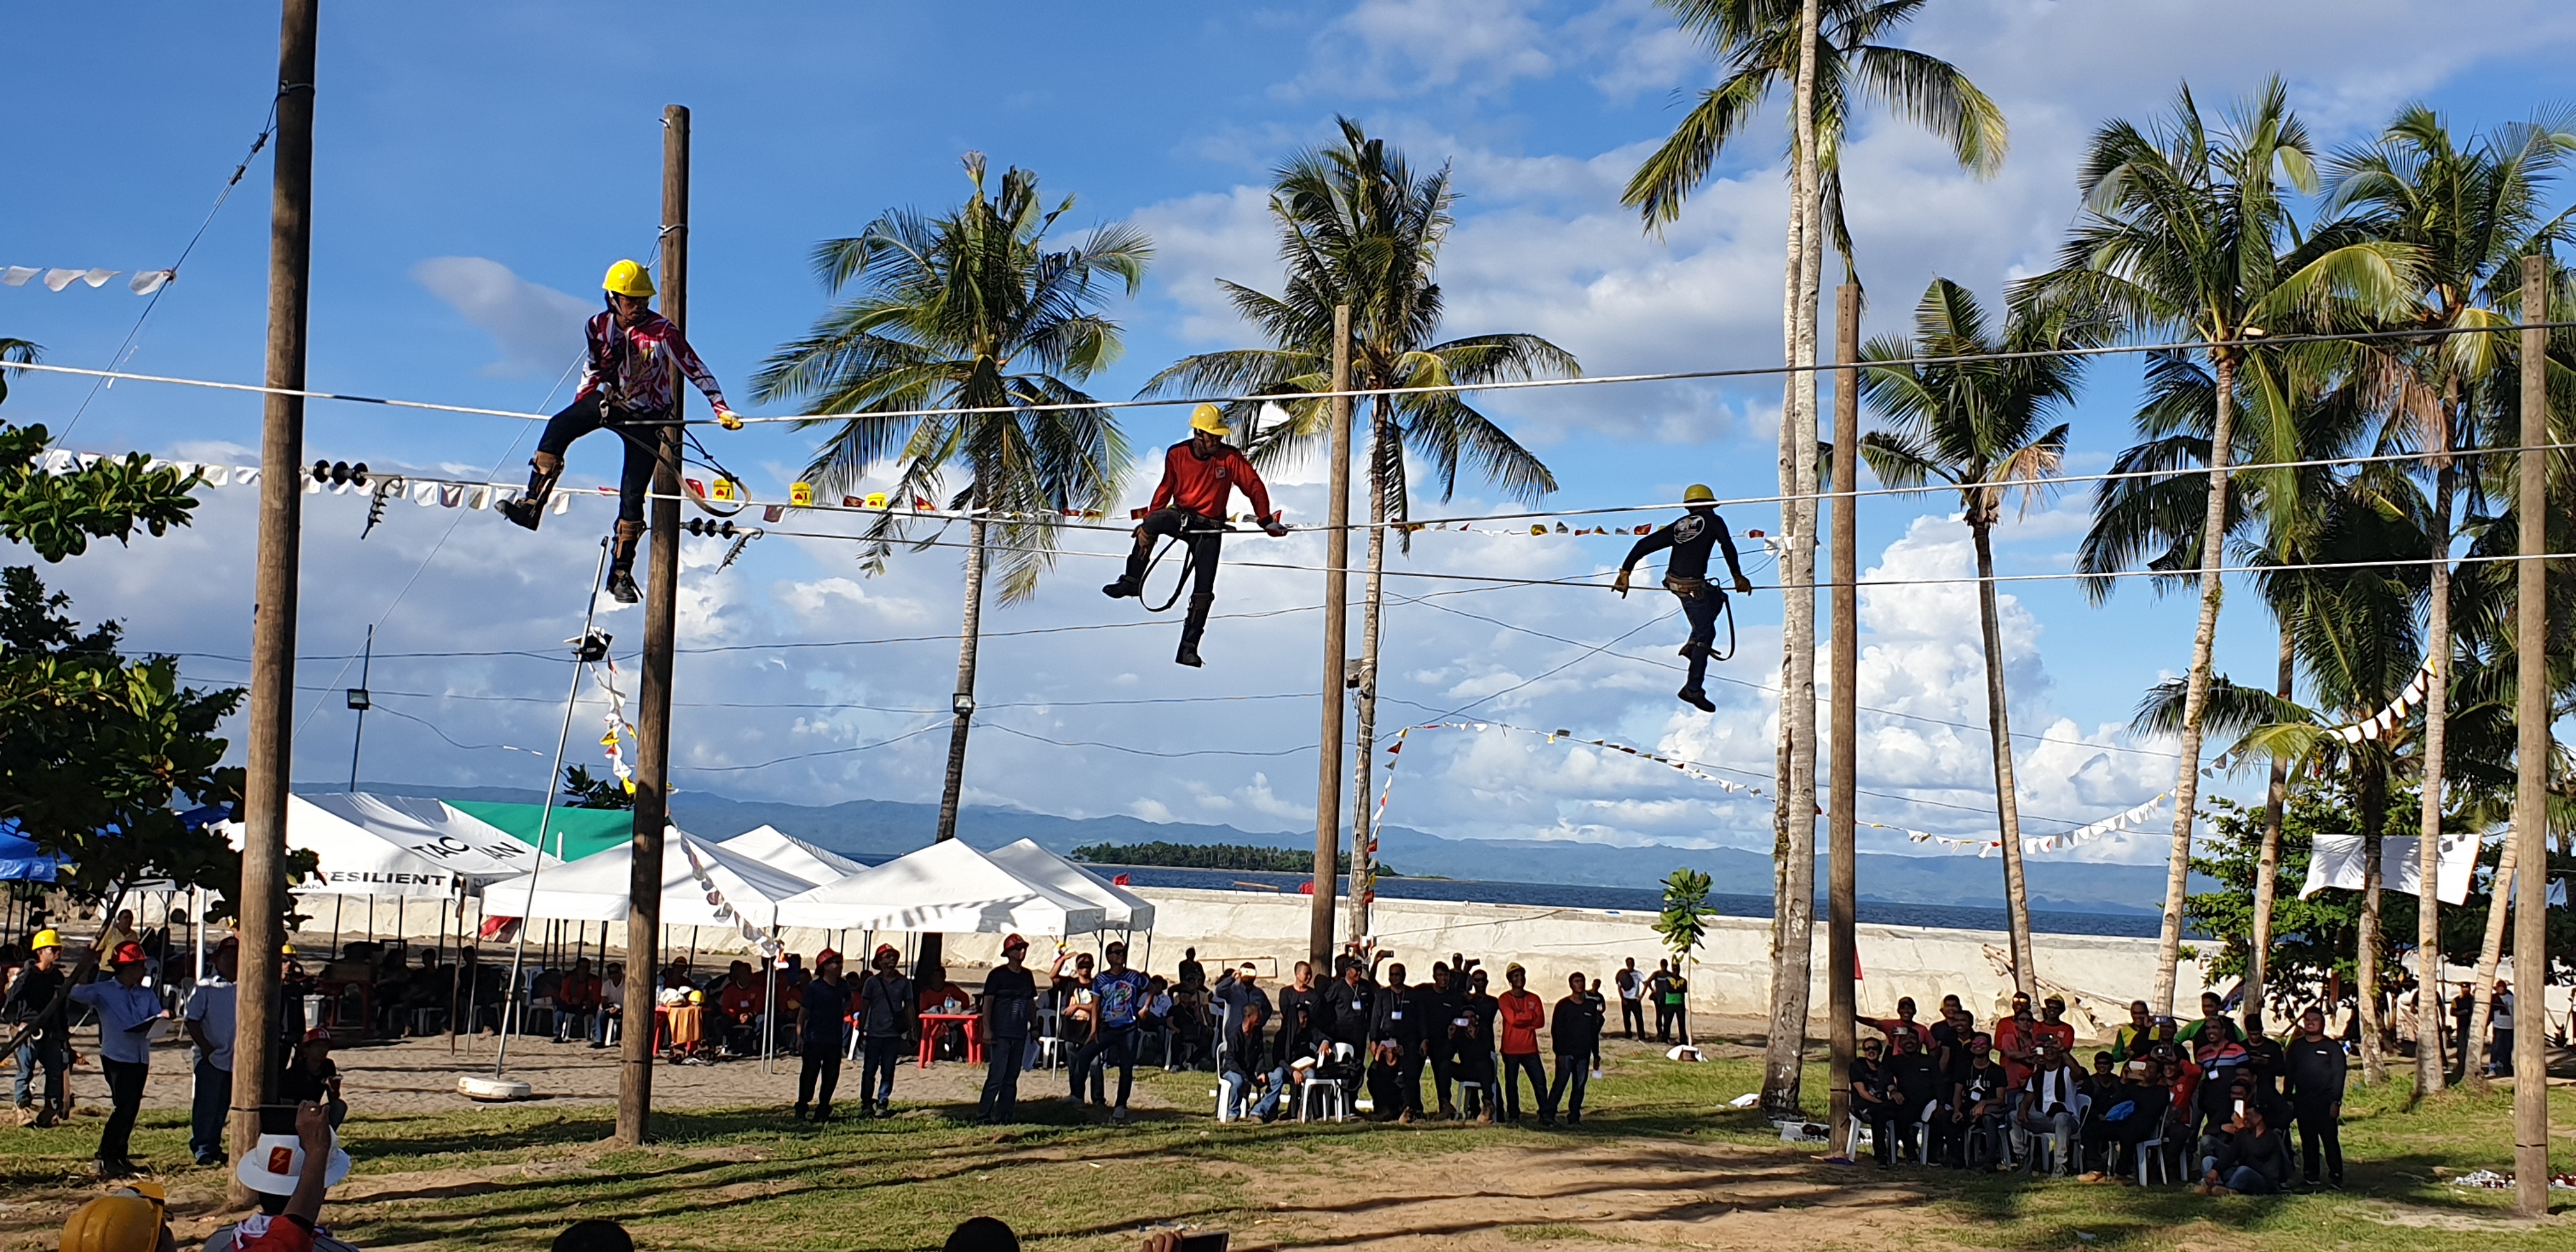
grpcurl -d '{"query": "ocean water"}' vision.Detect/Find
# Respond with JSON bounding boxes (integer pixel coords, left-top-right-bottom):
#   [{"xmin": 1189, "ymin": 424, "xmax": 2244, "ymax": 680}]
[{"xmin": 1091, "ymin": 864, "xmax": 2171, "ymax": 938}]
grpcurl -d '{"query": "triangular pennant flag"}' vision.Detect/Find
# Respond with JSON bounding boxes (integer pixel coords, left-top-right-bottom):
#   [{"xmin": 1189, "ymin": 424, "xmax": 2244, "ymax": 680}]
[
  {"xmin": 1, "ymin": 266, "xmax": 38, "ymax": 286},
  {"xmin": 128, "ymin": 270, "xmax": 172, "ymax": 296}
]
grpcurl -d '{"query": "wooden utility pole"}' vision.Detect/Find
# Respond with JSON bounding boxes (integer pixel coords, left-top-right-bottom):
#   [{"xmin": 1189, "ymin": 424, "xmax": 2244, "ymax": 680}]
[
  {"xmin": 617, "ymin": 103, "xmax": 688, "ymax": 1149},
  {"xmin": 1313, "ymin": 305, "xmax": 1353, "ymax": 968},
  {"xmin": 1825, "ymin": 282, "xmax": 1859, "ymax": 1155},
  {"xmin": 230, "ymin": 0, "xmax": 318, "ymax": 1191},
  {"xmin": 2510, "ymin": 254, "xmax": 2550, "ymax": 1218}
]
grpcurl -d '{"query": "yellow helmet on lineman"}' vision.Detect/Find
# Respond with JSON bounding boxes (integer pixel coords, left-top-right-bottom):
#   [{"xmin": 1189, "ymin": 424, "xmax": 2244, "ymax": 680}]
[
  {"xmin": 1188, "ymin": 403, "xmax": 1232, "ymax": 436},
  {"xmin": 1682, "ymin": 484, "xmax": 1716, "ymax": 503},
  {"xmin": 59, "ymin": 1185, "xmax": 165, "ymax": 1252},
  {"xmin": 601, "ymin": 259, "xmax": 656, "ymax": 300}
]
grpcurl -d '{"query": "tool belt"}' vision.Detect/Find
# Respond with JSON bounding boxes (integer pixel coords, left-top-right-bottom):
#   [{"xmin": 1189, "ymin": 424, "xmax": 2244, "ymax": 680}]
[{"xmin": 1664, "ymin": 575, "xmax": 1716, "ymax": 597}]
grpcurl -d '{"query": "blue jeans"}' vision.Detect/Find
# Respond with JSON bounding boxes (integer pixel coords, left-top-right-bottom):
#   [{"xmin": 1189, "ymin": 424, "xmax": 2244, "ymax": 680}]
[
  {"xmin": 191, "ymin": 1058, "xmax": 231, "ymax": 1161},
  {"xmin": 859, "ymin": 1036, "xmax": 906, "ymax": 1108},
  {"xmin": 1071, "ymin": 1026, "xmax": 1139, "ymax": 1109},
  {"xmin": 981, "ymin": 1035, "xmax": 1028, "ymax": 1123},
  {"xmin": 1222, "ymin": 1065, "xmax": 1289, "ymax": 1120},
  {"xmin": 1671, "ymin": 581, "xmax": 1724, "ymax": 689},
  {"xmin": 2206, "ymin": 1161, "xmax": 2277, "ymax": 1195},
  {"xmin": 13, "ymin": 1035, "xmax": 68, "ymax": 1109}
]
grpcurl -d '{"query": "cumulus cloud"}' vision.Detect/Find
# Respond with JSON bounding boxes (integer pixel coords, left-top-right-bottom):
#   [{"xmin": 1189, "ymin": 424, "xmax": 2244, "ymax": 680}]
[{"xmin": 410, "ymin": 257, "xmax": 593, "ymax": 379}]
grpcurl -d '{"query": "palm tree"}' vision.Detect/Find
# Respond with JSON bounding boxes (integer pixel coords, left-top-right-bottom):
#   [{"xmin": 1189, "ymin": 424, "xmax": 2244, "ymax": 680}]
[
  {"xmin": 1625, "ymin": 0, "xmax": 2005, "ymax": 1117},
  {"xmin": 1142, "ymin": 118, "xmax": 1575, "ymax": 945},
  {"xmin": 2021, "ymin": 78, "xmax": 2416, "ymax": 1014},
  {"xmin": 0, "ymin": 338, "xmax": 37, "ymax": 406},
  {"xmin": 1859, "ymin": 279, "xmax": 2093, "ymax": 996},
  {"xmin": 755, "ymin": 155, "xmax": 1149, "ymax": 974},
  {"xmin": 2319, "ymin": 105, "xmax": 2576, "ymax": 1094}
]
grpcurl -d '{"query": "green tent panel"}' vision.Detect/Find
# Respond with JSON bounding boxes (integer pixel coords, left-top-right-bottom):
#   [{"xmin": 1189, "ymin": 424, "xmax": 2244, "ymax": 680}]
[{"xmin": 448, "ymin": 801, "xmax": 634, "ymax": 863}]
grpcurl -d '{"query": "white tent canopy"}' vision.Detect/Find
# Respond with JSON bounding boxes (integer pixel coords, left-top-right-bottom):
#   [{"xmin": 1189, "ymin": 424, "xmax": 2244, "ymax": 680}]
[
  {"xmin": 720, "ymin": 825, "xmax": 866, "ymax": 886},
  {"xmin": 480, "ymin": 827, "xmax": 822, "ymax": 926},
  {"xmin": 776, "ymin": 839, "xmax": 1106, "ymax": 935},
  {"xmin": 2301, "ymin": 831, "xmax": 2480, "ymax": 906},
  {"xmin": 222, "ymin": 793, "xmax": 548, "ymax": 899},
  {"xmin": 986, "ymin": 839, "xmax": 1155, "ymax": 930}
]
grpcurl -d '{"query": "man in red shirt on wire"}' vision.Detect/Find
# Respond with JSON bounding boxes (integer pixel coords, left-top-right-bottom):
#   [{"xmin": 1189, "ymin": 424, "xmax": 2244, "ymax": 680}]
[
  {"xmin": 498, "ymin": 259, "xmax": 742, "ymax": 604},
  {"xmin": 1103, "ymin": 403, "xmax": 1289, "ymax": 667}
]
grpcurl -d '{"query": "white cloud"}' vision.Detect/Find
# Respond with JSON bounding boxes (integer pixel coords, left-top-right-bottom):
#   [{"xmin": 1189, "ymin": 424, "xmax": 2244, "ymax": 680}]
[
  {"xmin": 1283, "ymin": 0, "xmax": 1558, "ymax": 102},
  {"xmin": 410, "ymin": 257, "xmax": 592, "ymax": 379}
]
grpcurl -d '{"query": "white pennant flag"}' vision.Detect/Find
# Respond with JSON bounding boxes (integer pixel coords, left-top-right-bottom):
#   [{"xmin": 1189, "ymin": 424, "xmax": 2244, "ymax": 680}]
[
  {"xmin": 236, "ymin": 466, "xmax": 260, "ymax": 485},
  {"xmin": 127, "ymin": 270, "xmax": 172, "ymax": 296},
  {"xmin": 1, "ymin": 266, "xmax": 37, "ymax": 287},
  {"xmin": 201, "ymin": 465, "xmax": 230, "ymax": 487}
]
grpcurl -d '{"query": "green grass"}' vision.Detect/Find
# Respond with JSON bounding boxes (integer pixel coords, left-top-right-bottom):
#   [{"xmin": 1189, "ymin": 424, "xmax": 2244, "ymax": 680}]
[{"xmin": 1, "ymin": 1040, "xmax": 2566, "ymax": 1252}]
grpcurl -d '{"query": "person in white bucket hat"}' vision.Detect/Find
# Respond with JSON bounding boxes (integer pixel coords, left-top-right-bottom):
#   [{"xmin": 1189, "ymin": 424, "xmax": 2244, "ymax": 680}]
[{"xmin": 203, "ymin": 1101, "xmax": 360, "ymax": 1252}]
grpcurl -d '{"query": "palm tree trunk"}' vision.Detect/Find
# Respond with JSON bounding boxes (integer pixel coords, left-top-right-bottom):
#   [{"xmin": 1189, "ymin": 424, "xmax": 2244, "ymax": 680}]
[
  {"xmin": 922, "ymin": 515, "xmax": 989, "ymax": 977},
  {"xmin": 1347, "ymin": 402, "xmax": 1391, "ymax": 952},
  {"xmin": 2248, "ymin": 623, "xmax": 2293, "ymax": 1014},
  {"xmin": 2152, "ymin": 349, "xmax": 2239, "ymax": 1015},
  {"xmin": 2414, "ymin": 462, "xmax": 2453, "ymax": 1096},
  {"xmin": 1761, "ymin": 0, "xmax": 1827, "ymax": 1118},
  {"xmin": 2358, "ymin": 757, "xmax": 2388, "ymax": 1086},
  {"xmin": 1974, "ymin": 519, "xmax": 2037, "ymax": 995},
  {"xmin": 2462, "ymin": 828, "xmax": 2517, "ymax": 1090}
]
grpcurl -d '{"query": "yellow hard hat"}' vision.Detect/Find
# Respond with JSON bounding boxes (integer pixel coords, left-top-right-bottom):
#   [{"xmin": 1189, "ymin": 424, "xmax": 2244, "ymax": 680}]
[
  {"xmin": 59, "ymin": 1186, "xmax": 164, "ymax": 1252},
  {"xmin": 1682, "ymin": 484, "xmax": 1716, "ymax": 504},
  {"xmin": 31, "ymin": 928, "xmax": 60, "ymax": 950},
  {"xmin": 686, "ymin": 989, "xmax": 704, "ymax": 1005},
  {"xmin": 1189, "ymin": 403, "xmax": 1232, "ymax": 436},
  {"xmin": 602, "ymin": 259, "xmax": 656, "ymax": 299}
]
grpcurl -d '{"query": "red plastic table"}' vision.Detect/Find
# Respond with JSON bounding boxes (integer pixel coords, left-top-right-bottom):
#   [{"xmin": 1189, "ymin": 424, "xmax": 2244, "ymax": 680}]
[{"xmin": 917, "ymin": 1012, "xmax": 982, "ymax": 1068}]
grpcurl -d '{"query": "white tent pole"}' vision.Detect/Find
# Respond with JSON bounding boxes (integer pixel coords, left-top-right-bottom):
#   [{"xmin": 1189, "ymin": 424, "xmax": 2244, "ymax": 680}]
[
  {"xmin": 496, "ymin": 539, "xmax": 611, "ymax": 1080},
  {"xmin": 192, "ymin": 887, "xmax": 206, "ymax": 986},
  {"xmin": 763, "ymin": 908, "xmax": 779, "ymax": 1074}
]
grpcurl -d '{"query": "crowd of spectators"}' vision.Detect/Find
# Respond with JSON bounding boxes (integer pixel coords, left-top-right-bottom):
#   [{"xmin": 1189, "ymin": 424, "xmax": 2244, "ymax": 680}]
[{"xmin": 1848, "ymin": 990, "xmax": 2354, "ymax": 1193}]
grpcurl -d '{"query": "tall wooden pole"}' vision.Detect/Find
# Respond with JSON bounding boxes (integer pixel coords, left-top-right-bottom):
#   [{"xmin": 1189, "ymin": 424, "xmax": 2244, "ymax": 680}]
[
  {"xmin": 1314, "ymin": 305, "xmax": 1353, "ymax": 967},
  {"xmin": 229, "ymin": 0, "xmax": 318, "ymax": 1189},
  {"xmin": 2510, "ymin": 254, "xmax": 2550, "ymax": 1218},
  {"xmin": 617, "ymin": 103, "xmax": 688, "ymax": 1149},
  {"xmin": 1825, "ymin": 282, "xmax": 1859, "ymax": 1154}
]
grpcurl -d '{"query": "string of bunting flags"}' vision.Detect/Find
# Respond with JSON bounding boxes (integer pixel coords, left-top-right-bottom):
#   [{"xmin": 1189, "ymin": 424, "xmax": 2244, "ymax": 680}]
[
  {"xmin": 678, "ymin": 838, "xmax": 785, "ymax": 960},
  {"xmin": 3, "ymin": 266, "xmax": 175, "ymax": 295},
  {"xmin": 1360, "ymin": 721, "xmax": 2172, "ymax": 887},
  {"xmin": 2326, "ymin": 659, "xmax": 2436, "ymax": 745}
]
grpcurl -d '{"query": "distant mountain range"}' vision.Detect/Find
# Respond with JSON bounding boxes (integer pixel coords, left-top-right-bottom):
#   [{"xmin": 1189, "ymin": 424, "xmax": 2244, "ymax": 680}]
[{"xmin": 310, "ymin": 781, "xmax": 2198, "ymax": 915}]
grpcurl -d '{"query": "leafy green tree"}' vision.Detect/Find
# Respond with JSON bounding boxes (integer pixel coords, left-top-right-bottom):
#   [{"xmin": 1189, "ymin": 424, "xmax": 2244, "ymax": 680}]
[
  {"xmin": 1655, "ymin": 867, "xmax": 1717, "ymax": 1050},
  {"xmin": 1142, "ymin": 118, "xmax": 1574, "ymax": 946},
  {"xmin": 2021, "ymin": 78, "xmax": 2419, "ymax": 1015},
  {"xmin": 561, "ymin": 765, "xmax": 634, "ymax": 811},
  {"xmin": 1860, "ymin": 279, "xmax": 2097, "ymax": 998},
  {"xmin": 754, "ymin": 156, "xmax": 1148, "ymax": 975}
]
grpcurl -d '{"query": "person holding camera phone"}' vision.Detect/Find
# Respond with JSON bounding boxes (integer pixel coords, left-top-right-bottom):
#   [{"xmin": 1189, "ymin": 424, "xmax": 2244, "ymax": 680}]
[{"xmin": 70, "ymin": 942, "xmax": 167, "ymax": 1178}]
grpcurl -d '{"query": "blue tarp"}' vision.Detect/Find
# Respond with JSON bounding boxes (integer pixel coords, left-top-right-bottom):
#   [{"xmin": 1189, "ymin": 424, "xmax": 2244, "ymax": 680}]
[{"xmin": 0, "ymin": 820, "xmax": 59, "ymax": 883}]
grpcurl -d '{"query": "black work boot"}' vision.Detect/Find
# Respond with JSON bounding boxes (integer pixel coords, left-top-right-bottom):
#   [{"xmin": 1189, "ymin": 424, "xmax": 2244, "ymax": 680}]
[
  {"xmin": 606, "ymin": 520, "xmax": 643, "ymax": 604},
  {"xmin": 1104, "ymin": 542, "xmax": 1150, "ymax": 599},
  {"xmin": 498, "ymin": 453, "xmax": 561, "ymax": 532},
  {"xmin": 1175, "ymin": 592, "xmax": 1214, "ymax": 667},
  {"xmin": 1102, "ymin": 576, "xmax": 1142, "ymax": 599},
  {"xmin": 1677, "ymin": 687, "xmax": 1715, "ymax": 713}
]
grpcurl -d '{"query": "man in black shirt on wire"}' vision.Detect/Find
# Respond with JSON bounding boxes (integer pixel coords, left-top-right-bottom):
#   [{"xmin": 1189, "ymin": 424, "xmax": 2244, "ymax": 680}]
[{"xmin": 1614, "ymin": 484, "xmax": 1754, "ymax": 712}]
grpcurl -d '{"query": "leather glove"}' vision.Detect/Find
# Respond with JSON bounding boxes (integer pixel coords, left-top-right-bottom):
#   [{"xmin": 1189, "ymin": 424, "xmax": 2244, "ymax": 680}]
[
  {"xmin": 714, "ymin": 404, "xmax": 744, "ymax": 431},
  {"xmin": 1262, "ymin": 517, "xmax": 1291, "ymax": 538},
  {"xmin": 1734, "ymin": 574, "xmax": 1754, "ymax": 595},
  {"xmin": 1612, "ymin": 569, "xmax": 1632, "ymax": 598}
]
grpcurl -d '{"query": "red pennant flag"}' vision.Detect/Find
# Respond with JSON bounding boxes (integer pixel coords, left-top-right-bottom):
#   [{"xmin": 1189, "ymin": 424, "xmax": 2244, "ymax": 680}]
[
  {"xmin": 1111, "ymin": 873, "xmax": 1130, "ymax": 886},
  {"xmin": 684, "ymin": 478, "xmax": 707, "ymax": 498}
]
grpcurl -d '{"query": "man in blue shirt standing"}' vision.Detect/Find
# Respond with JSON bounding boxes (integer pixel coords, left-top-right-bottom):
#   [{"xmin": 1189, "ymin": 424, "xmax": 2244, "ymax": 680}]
[
  {"xmin": 1070, "ymin": 940, "xmax": 1149, "ymax": 1122},
  {"xmin": 70, "ymin": 942, "xmax": 169, "ymax": 1178},
  {"xmin": 183, "ymin": 936, "xmax": 240, "ymax": 1166}
]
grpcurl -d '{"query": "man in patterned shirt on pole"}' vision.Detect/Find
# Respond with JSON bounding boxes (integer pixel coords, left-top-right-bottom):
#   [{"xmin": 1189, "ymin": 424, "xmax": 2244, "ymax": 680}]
[{"xmin": 498, "ymin": 259, "xmax": 742, "ymax": 604}]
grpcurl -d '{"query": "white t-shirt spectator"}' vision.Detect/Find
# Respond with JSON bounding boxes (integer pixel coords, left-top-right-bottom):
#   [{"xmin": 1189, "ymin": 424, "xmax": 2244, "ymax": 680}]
[
  {"xmin": 186, "ymin": 974, "xmax": 238, "ymax": 1071},
  {"xmin": 604, "ymin": 978, "xmax": 625, "ymax": 1011},
  {"xmin": 1616, "ymin": 969, "xmax": 1643, "ymax": 1002}
]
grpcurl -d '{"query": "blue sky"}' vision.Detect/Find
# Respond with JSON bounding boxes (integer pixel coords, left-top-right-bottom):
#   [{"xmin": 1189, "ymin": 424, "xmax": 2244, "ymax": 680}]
[{"xmin": 10, "ymin": 1, "xmax": 2576, "ymax": 866}]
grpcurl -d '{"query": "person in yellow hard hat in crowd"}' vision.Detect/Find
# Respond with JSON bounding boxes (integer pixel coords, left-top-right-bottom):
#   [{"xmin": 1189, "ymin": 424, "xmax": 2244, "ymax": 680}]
[
  {"xmin": 57, "ymin": 1180, "xmax": 177, "ymax": 1252},
  {"xmin": 496, "ymin": 259, "xmax": 744, "ymax": 604},
  {"xmin": 1101, "ymin": 404, "xmax": 1289, "ymax": 667},
  {"xmin": 1614, "ymin": 484, "xmax": 1753, "ymax": 712},
  {"xmin": 6, "ymin": 928, "xmax": 72, "ymax": 1122}
]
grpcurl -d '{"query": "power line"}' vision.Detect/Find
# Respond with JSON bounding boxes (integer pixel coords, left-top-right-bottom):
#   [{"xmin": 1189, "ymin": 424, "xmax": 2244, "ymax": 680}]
[{"xmin": 17, "ymin": 316, "xmax": 2575, "ymax": 427}]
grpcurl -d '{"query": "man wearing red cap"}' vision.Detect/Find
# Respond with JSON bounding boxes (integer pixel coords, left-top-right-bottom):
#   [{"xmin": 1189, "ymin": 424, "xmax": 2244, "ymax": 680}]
[
  {"xmin": 854, "ymin": 946, "xmax": 915, "ymax": 1118},
  {"xmin": 70, "ymin": 942, "xmax": 167, "ymax": 1177},
  {"xmin": 979, "ymin": 935, "xmax": 1038, "ymax": 1125},
  {"xmin": 793, "ymin": 950, "xmax": 850, "ymax": 1123}
]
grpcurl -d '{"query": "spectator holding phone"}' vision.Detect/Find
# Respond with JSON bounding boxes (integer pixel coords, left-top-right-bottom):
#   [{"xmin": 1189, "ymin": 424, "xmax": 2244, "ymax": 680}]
[{"xmin": 70, "ymin": 942, "xmax": 165, "ymax": 1178}]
